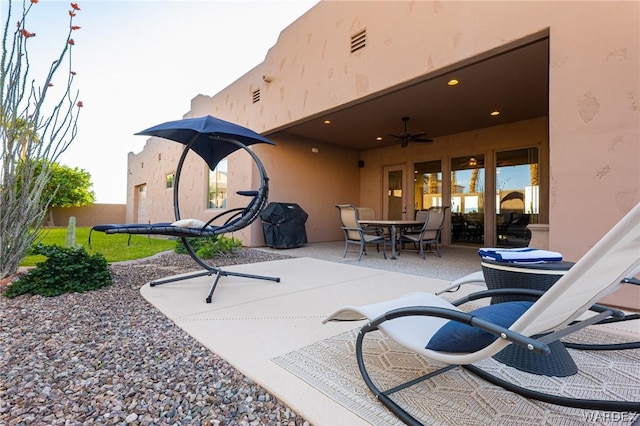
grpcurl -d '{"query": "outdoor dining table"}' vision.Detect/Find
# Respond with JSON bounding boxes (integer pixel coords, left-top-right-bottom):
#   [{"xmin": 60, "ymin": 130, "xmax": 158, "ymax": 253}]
[{"xmin": 358, "ymin": 219, "xmax": 424, "ymax": 259}]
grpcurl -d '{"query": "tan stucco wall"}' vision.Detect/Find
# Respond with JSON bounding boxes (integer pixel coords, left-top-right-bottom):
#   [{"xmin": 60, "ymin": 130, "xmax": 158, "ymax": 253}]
[
  {"xmin": 129, "ymin": 1, "xmax": 639, "ymax": 261},
  {"xmin": 545, "ymin": 2, "xmax": 639, "ymax": 260},
  {"xmin": 126, "ymin": 136, "xmax": 269, "ymax": 244},
  {"xmin": 127, "ymin": 138, "xmax": 181, "ymax": 224},
  {"xmin": 256, "ymin": 135, "xmax": 360, "ymax": 242},
  {"xmin": 49, "ymin": 204, "xmax": 126, "ymax": 227}
]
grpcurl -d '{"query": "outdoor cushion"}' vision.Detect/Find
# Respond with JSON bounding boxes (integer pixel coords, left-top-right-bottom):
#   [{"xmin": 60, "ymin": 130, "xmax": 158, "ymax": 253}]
[
  {"xmin": 171, "ymin": 218, "xmax": 211, "ymax": 229},
  {"xmin": 426, "ymin": 301, "xmax": 534, "ymax": 353}
]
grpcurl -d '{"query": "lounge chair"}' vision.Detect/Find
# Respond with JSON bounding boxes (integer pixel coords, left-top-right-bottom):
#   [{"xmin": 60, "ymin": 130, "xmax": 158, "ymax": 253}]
[
  {"xmin": 91, "ymin": 123, "xmax": 280, "ymax": 303},
  {"xmin": 335, "ymin": 204, "xmax": 388, "ymax": 261},
  {"xmin": 324, "ymin": 202, "xmax": 640, "ymax": 425}
]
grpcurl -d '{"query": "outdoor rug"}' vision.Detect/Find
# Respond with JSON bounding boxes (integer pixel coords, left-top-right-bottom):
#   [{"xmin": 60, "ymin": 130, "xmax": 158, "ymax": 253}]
[{"xmin": 273, "ymin": 325, "xmax": 640, "ymax": 425}]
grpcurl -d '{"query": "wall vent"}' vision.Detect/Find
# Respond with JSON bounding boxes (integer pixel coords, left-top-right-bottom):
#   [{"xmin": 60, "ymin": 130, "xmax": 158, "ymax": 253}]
[
  {"xmin": 252, "ymin": 89, "xmax": 261, "ymax": 104},
  {"xmin": 351, "ymin": 29, "xmax": 366, "ymax": 53}
]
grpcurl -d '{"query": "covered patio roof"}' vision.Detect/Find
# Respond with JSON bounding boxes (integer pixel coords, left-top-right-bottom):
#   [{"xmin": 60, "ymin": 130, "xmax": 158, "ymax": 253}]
[{"xmin": 269, "ymin": 33, "xmax": 549, "ymax": 151}]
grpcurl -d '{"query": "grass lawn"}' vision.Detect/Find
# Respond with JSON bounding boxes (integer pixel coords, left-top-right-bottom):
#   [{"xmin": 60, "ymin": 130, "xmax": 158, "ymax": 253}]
[{"xmin": 20, "ymin": 227, "xmax": 177, "ymax": 266}]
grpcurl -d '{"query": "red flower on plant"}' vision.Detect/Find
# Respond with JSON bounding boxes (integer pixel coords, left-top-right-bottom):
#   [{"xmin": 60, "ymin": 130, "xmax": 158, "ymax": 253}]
[
  {"xmin": 70, "ymin": 71, "xmax": 77, "ymax": 75},
  {"xmin": 70, "ymin": 3, "xmax": 81, "ymax": 11},
  {"xmin": 47, "ymin": 83, "xmax": 54, "ymax": 87},
  {"xmin": 68, "ymin": 39, "xmax": 75, "ymax": 45},
  {"xmin": 77, "ymin": 101, "xmax": 84, "ymax": 108},
  {"xmin": 31, "ymin": 0, "xmax": 39, "ymax": 3},
  {"xmin": 71, "ymin": 26, "xmax": 81, "ymax": 31},
  {"xmin": 69, "ymin": 11, "xmax": 76, "ymax": 17},
  {"xmin": 21, "ymin": 29, "xmax": 36, "ymax": 38}
]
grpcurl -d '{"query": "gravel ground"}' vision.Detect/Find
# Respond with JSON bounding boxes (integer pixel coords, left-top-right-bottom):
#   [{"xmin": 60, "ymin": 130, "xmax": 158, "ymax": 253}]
[{"xmin": 0, "ymin": 249, "xmax": 314, "ymax": 426}]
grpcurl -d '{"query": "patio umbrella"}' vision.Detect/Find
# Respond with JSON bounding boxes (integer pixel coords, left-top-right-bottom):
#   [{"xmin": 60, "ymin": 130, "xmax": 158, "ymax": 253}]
[
  {"xmin": 134, "ymin": 114, "xmax": 275, "ymax": 225},
  {"xmin": 135, "ymin": 115, "xmax": 275, "ymax": 170}
]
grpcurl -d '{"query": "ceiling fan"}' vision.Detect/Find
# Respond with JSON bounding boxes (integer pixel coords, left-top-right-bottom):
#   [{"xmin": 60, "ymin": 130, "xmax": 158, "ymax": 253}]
[{"xmin": 388, "ymin": 116, "xmax": 433, "ymax": 147}]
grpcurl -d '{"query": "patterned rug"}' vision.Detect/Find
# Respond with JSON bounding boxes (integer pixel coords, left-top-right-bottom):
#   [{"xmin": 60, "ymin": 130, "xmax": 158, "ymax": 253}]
[{"xmin": 273, "ymin": 326, "xmax": 640, "ymax": 425}]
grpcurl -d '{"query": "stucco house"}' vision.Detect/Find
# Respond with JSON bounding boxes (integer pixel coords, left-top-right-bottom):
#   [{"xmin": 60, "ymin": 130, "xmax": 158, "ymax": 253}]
[{"xmin": 127, "ymin": 1, "xmax": 639, "ymax": 263}]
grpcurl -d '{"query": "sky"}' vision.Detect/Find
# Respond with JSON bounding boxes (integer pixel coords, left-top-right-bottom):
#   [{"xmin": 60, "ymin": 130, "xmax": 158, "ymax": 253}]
[{"xmin": 7, "ymin": 0, "xmax": 318, "ymax": 203}]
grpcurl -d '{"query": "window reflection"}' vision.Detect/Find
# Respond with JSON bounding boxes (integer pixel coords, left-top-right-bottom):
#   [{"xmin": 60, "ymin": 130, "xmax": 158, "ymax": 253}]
[
  {"xmin": 208, "ymin": 158, "xmax": 227, "ymax": 209},
  {"xmin": 496, "ymin": 148, "xmax": 539, "ymax": 247},
  {"xmin": 413, "ymin": 160, "xmax": 442, "ymax": 213},
  {"xmin": 451, "ymin": 155, "xmax": 485, "ymax": 244}
]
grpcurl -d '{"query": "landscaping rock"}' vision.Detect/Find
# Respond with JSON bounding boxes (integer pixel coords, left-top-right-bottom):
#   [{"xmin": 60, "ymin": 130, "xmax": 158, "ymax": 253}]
[{"xmin": 0, "ymin": 250, "xmax": 312, "ymax": 425}]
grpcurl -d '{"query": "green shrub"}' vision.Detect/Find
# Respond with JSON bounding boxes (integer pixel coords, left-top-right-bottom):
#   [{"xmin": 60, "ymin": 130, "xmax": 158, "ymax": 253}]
[
  {"xmin": 174, "ymin": 235, "xmax": 242, "ymax": 259},
  {"xmin": 174, "ymin": 236, "xmax": 212, "ymax": 255},
  {"xmin": 4, "ymin": 244, "xmax": 112, "ymax": 298}
]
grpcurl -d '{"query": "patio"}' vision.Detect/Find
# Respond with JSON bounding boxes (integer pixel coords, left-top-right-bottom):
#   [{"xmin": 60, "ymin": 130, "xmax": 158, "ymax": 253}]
[{"xmin": 140, "ymin": 242, "xmax": 640, "ymax": 425}]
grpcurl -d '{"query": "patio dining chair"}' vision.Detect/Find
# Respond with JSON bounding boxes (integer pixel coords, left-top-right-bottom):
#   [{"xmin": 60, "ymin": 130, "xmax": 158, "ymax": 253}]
[
  {"xmin": 402, "ymin": 209, "xmax": 430, "ymax": 237},
  {"xmin": 398, "ymin": 206, "xmax": 449, "ymax": 258},
  {"xmin": 335, "ymin": 204, "xmax": 388, "ymax": 261},
  {"xmin": 324, "ymin": 202, "xmax": 640, "ymax": 425}
]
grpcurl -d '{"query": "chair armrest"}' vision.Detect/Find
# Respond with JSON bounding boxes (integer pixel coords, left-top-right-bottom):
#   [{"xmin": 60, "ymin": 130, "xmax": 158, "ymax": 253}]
[
  {"xmin": 449, "ymin": 288, "xmax": 545, "ymax": 306},
  {"xmin": 622, "ymin": 277, "xmax": 640, "ymax": 285},
  {"xmin": 364, "ymin": 306, "xmax": 551, "ymax": 355},
  {"xmin": 341, "ymin": 226, "xmax": 363, "ymax": 233},
  {"xmin": 435, "ymin": 271, "xmax": 486, "ymax": 295},
  {"xmin": 366, "ymin": 226, "xmax": 387, "ymax": 237}
]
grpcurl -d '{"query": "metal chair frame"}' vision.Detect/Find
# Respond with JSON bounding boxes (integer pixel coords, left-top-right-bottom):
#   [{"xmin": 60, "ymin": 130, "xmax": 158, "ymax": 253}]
[{"xmin": 95, "ymin": 137, "xmax": 280, "ymax": 303}]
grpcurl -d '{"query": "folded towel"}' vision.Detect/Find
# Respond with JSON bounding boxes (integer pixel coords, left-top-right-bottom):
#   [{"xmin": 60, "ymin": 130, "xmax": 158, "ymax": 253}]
[{"xmin": 478, "ymin": 247, "xmax": 563, "ymax": 263}]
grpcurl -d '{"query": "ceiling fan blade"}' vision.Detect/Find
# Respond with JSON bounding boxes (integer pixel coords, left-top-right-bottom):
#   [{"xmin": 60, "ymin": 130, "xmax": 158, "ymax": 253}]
[
  {"xmin": 410, "ymin": 132, "xmax": 426, "ymax": 138},
  {"xmin": 412, "ymin": 137, "xmax": 434, "ymax": 143}
]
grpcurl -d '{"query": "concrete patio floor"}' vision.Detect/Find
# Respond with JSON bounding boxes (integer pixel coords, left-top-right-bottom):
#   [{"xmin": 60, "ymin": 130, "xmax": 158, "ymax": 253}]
[{"xmin": 140, "ymin": 242, "xmax": 639, "ymax": 425}]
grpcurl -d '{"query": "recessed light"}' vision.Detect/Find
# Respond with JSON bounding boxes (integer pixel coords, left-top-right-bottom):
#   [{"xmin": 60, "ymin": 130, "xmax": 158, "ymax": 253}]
[
  {"xmin": 447, "ymin": 79, "xmax": 459, "ymax": 86},
  {"xmin": 323, "ymin": 119, "xmax": 331, "ymax": 125},
  {"xmin": 490, "ymin": 110, "xmax": 500, "ymax": 116},
  {"xmin": 376, "ymin": 136, "xmax": 383, "ymax": 141}
]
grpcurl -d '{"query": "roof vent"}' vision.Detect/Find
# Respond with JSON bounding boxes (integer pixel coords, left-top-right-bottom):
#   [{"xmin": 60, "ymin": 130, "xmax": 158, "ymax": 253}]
[
  {"xmin": 351, "ymin": 29, "xmax": 366, "ymax": 53},
  {"xmin": 252, "ymin": 89, "xmax": 260, "ymax": 104}
]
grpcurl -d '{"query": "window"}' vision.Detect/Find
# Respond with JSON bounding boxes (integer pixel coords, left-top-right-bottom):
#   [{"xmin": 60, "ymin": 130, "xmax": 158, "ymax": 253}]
[
  {"xmin": 166, "ymin": 173, "xmax": 174, "ymax": 189},
  {"xmin": 208, "ymin": 158, "xmax": 227, "ymax": 209},
  {"xmin": 496, "ymin": 147, "xmax": 539, "ymax": 247},
  {"xmin": 413, "ymin": 160, "xmax": 442, "ymax": 211},
  {"xmin": 451, "ymin": 155, "xmax": 485, "ymax": 244}
]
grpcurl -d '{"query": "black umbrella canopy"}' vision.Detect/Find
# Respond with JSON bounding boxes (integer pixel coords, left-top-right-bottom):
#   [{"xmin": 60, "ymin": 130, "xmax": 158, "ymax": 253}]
[{"xmin": 135, "ymin": 115, "xmax": 275, "ymax": 170}]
